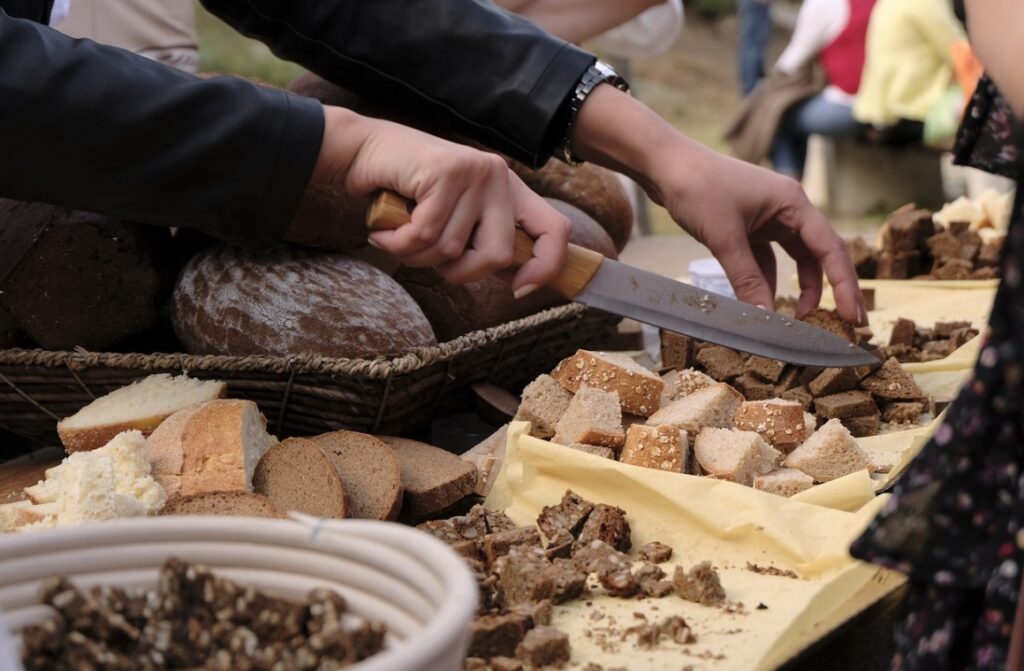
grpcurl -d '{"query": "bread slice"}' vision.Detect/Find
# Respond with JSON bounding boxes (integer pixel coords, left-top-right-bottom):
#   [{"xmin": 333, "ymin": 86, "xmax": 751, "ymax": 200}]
[
  {"xmin": 551, "ymin": 350, "xmax": 664, "ymax": 417},
  {"xmin": 552, "ymin": 385, "xmax": 625, "ymax": 448},
  {"xmin": 377, "ymin": 436, "xmax": 478, "ymax": 520},
  {"xmin": 647, "ymin": 383, "xmax": 743, "ymax": 433},
  {"xmin": 694, "ymin": 428, "xmax": 780, "ymax": 486},
  {"xmin": 673, "ymin": 368, "xmax": 716, "ymax": 398},
  {"xmin": 514, "ymin": 374, "xmax": 574, "ymax": 439},
  {"xmin": 307, "ymin": 430, "xmax": 404, "ymax": 521},
  {"xmin": 860, "ymin": 358, "xmax": 926, "ymax": 401},
  {"xmin": 620, "ymin": 425, "xmax": 687, "ymax": 473},
  {"xmin": 733, "ymin": 399, "xmax": 806, "ymax": 452},
  {"xmin": 753, "ymin": 469, "xmax": 814, "ymax": 497},
  {"xmin": 57, "ymin": 374, "xmax": 227, "ymax": 452},
  {"xmin": 161, "ymin": 491, "xmax": 285, "ymax": 518},
  {"xmin": 146, "ymin": 399, "xmax": 276, "ymax": 499},
  {"xmin": 783, "ymin": 419, "xmax": 874, "ymax": 482},
  {"xmin": 253, "ymin": 438, "xmax": 349, "ymax": 518}
]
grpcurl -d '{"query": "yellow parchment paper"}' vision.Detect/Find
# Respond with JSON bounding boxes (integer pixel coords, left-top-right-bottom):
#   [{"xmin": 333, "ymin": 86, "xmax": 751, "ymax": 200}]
[{"xmin": 487, "ymin": 423, "xmax": 906, "ymax": 670}]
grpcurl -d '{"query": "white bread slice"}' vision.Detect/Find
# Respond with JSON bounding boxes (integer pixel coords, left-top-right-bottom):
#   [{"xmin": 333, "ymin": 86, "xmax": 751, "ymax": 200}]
[
  {"xmin": 753, "ymin": 468, "xmax": 815, "ymax": 497},
  {"xmin": 0, "ymin": 500, "xmax": 36, "ymax": 531},
  {"xmin": 694, "ymin": 428, "xmax": 781, "ymax": 486},
  {"xmin": 551, "ymin": 350, "xmax": 665, "ymax": 416},
  {"xmin": 647, "ymin": 383, "xmax": 743, "ymax": 433},
  {"xmin": 146, "ymin": 399, "xmax": 276, "ymax": 499},
  {"xmin": 783, "ymin": 418, "xmax": 874, "ymax": 482},
  {"xmin": 57, "ymin": 374, "xmax": 227, "ymax": 452}
]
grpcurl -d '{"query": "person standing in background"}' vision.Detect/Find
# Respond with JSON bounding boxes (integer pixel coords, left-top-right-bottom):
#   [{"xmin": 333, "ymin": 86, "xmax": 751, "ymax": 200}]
[
  {"xmin": 738, "ymin": 0, "xmax": 773, "ymax": 95},
  {"xmin": 58, "ymin": 0, "xmax": 197, "ymax": 73}
]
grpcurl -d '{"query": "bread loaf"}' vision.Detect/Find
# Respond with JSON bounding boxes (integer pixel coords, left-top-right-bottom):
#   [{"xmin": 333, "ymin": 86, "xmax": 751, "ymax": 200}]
[
  {"xmin": 146, "ymin": 399, "xmax": 277, "ymax": 499},
  {"xmin": 307, "ymin": 430, "xmax": 404, "ymax": 521},
  {"xmin": 252, "ymin": 438, "xmax": 350, "ymax": 518},
  {"xmin": 0, "ymin": 199, "xmax": 175, "ymax": 350},
  {"xmin": 377, "ymin": 436, "xmax": 479, "ymax": 520},
  {"xmin": 161, "ymin": 491, "xmax": 285, "ymax": 518},
  {"xmin": 171, "ymin": 246, "xmax": 436, "ymax": 357},
  {"xmin": 57, "ymin": 373, "xmax": 227, "ymax": 453}
]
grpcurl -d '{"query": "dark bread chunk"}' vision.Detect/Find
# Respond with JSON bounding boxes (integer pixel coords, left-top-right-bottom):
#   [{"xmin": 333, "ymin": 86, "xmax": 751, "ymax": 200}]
[
  {"xmin": 673, "ymin": 562, "xmax": 726, "ymax": 606},
  {"xmin": 781, "ymin": 387, "xmax": 814, "ymax": 410},
  {"xmin": 696, "ymin": 346, "xmax": 748, "ymax": 380},
  {"xmin": 469, "ymin": 612, "xmax": 531, "ymax": 659},
  {"xmin": 573, "ymin": 539, "xmax": 632, "ymax": 575},
  {"xmin": 661, "ymin": 331, "xmax": 694, "ymax": 370},
  {"xmin": 537, "ymin": 490, "xmax": 594, "ymax": 542},
  {"xmin": 733, "ymin": 373, "xmax": 777, "ymax": 400},
  {"xmin": 417, "ymin": 519, "xmax": 464, "ymax": 545},
  {"xmin": 881, "ymin": 402, "xmax": 926, "ymax": 424},
  {"xmin": 959, "ymin": 244, "xmax": 980, "ymax": 262},
  {"xmin": 878, "ymin": 344, "xmax": 919, "ymax": 363},
  {"xmin": 947, "ymin": 220, "xmax": 970, "ymax": 236},
  {"xmin": 931, "ymin": 397, "xmax": 954, "ymax": 415},
  {"xmin": 862, "ymin": 287, "xmax": 876, "ymax": 312},
  {"xmin": 544, "ymin": 529, "xmax": 575, "ymax": 560},
  {"xmin": 814, "ymin": 391, "xmax": 878, "ymax": 420},
  {"xmin": 877, "ymin": 252, "xmax": 918, "ymax": 280},
  {"xmin": 922, "ymin": 340, "xmax": 955, "ymax": 359},
  {"xmin": 972, "ymin": 266, "xmax": 999, "ymax": 280},
  {"xmin": 774, "ymin": 367, "xmax": 802, "ymax": 393},
  {"xmin": 932, "ymin": 258, "xmax": 974, "ymax": 280},
  {"xmin": 889, "ymin": 318, "xmax": 917, "ymax": 347},
  {"xmin": 509, "ymin": 600, "xmax": 554, "ymax": 628},
  {"xmin": 978, "ymin": 241, "xmax": 1003, "ymax": 267},
  {"xmin": 745, "ymin": 356, "xmax": 787, "ymax": 383},
  {"xmin": 550, "ymin": 559, "xmax": 588, "ymax": 602},
  {"xmin": 927, "ymin": 232, "xmax": 961, "ymax": 261},
  {"xmin": 861, "ymin": 358, "xmax": 926, "ymax": 401},
  {"xmin": 639, "ymin": 541, "xmax": 674, "ymax": 563},
  {"xmin": 516, "ymin": 626, "xmax": 571, "ymax": 668},
  {"xmin": 483, "ymin": 527, "xmax": 542, "ymax": 567},
  {"xmin": 950, "ymin": 327, "xmax": 979, "ymax": 349},
  {"xmin": 578, "ymin": 504, "xmax": 631, "ymax": 552},
  {"xmin": 807, "ymin": 367, "xmax": 860, "ymax": 397},
  {"xmin": 934, "ymin": 321, "xmax": 972, "ymax": 338},
  {"xmin": 496, "ymin": 547, "xmax": 555, "ymax": 607},
  {"xmin": 635, "ymin": 563, "xmax": 675, "ymax": 598},
  {"xmin": 883, "ymin": 207, "xmax": 935, "ymax": 253},
  {"xmin": 598, "ymin": 568, "xmax": 640, "ymax": 597},
  {"xmin": 799, "ymin": 366, "xmax": 824, "ymax": 387},
  {"xmin": 800, "ymin": 309, "xmax": 856, "ymax": 343},
  {"xmin": 846, "ymin": 238, "xmax": 877, "ymax": 278},
  {"xmin": 841, "ymin": 413, "xmax": 882, "ymax": 437}
]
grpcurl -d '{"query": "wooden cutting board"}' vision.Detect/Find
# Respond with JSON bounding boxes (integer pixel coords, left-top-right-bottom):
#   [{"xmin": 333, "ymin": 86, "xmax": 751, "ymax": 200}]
[{"xmin": 0, "ymin": 447, "xmax": 63, "ymax": 504}]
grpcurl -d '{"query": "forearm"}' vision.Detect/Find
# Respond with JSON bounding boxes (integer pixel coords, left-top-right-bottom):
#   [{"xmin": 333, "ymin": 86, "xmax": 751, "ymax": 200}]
[
  {"xmin": 964, "ymin": 0, "xmax": 1024, "ymax": 116},
  {"xmin": 200, "ymin": 0, "xmax": 594, "ymax": 167},
  {"xmin": 0, "ymin": 10, "xmax": 323, "ymax": 247},
  {"xmin": 495, "ymin": 0, "xmax": 665, "ymax": 43}
]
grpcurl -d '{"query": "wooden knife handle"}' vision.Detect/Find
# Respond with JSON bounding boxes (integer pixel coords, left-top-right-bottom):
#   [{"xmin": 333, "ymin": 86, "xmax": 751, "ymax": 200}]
[{"xmin": 366, "ymin": 191, "xmax": 603, "ymax": 298}]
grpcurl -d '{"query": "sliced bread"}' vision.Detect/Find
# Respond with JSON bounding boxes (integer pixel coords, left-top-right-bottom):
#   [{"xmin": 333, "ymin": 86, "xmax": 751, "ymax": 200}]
[
  {"xmin": 551, "ymin": 350, "xmax": 664, "ymax": 416},
  {"xmin": 733, "ymin": 399, "xmax": 806, "ymax": 452},
  {"xmin": 553, "ymin": 385, "xmax": 625, "ymax": 448},
  {"xmin": 252, "ymin": 438, "xmax": 350, "ymax": 518},
  {"xmin": 620, "ymin": 424, "xmax": 688, "ymax": 473},
  {"xmin": 514, "ymin": 374, "xmax": 574, "ymax": 439},
  {"xmin": 57, "ymin": 373, "xmax": 227, "ymax": 452},
  {"xmin": 161, "ymin": 491, "xmax": 285, "ymax": 518},
  {"xmin": 146, "ymin": 399, "xmax": 276, "ymax": 499},
  {"xmin": 694, "ymin": 428, "xmax": 780, "ymax": 486},
  {"xmin": 377, "ymin": 436, "xmax": 479, "ymax": 520},
  {"xmin": 647, "ymin": 383, "xmax": 743, "ymax": 433},
  {"xmin": 308, "ymin": 430, "xmax": 404, "ymax": 521},
  {"xmin": 753, "ymin": 469, "xmax": 815, "ymax": 497},
  {"xmin": 783, "ymin": 419, "xmax": 874, "ymax": 482},
  {"xmin": 565, "ymin": 443, "xmax": 616, "ymax": 459}
]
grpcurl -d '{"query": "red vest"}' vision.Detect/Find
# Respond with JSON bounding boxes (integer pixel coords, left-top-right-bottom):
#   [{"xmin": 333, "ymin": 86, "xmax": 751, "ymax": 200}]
[{"xmin": 819, "ymin": 0, "xmax": 875, "ymax": 95}]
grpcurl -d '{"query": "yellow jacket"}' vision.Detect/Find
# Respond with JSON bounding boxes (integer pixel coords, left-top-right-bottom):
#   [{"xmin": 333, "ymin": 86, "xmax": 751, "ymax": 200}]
[{"xmin": 853, "ymin": 0, "xmax": 965, "ymax": 125}]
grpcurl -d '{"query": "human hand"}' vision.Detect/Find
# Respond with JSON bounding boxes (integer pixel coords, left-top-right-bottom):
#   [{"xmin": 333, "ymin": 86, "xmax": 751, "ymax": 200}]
[
  {"xmin": 309, "ymin": 106, "xmax": 570, "ymax": 294},
  {"xmin": 570, "ymin": 86, "xmax": 867, "ymax": 325}
]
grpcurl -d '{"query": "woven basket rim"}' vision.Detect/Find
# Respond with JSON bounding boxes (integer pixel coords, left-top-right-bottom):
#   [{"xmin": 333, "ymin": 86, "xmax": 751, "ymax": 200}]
[{"xmin": 0, "ymin": 303, "xmax": 596, "ymax": 380}]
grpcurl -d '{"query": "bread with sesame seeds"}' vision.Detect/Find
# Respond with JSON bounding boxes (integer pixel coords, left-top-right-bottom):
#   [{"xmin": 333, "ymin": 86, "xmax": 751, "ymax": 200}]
[
  {"xmin": 733, "ymin": 399, "xmax": 806, "ymax": 452},
  {"xmin": 619, "ymin": 424, "xmax": 688, "ymax": 473},
  {"xmin": 551, "ymin": 350, "xmax": 664, "ymax": 417}
]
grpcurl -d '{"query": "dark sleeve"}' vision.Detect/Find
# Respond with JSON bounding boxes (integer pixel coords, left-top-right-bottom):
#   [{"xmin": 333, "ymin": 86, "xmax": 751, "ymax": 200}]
[
  {"xmin": 200, "ymin": 0, "xmax": 596, "ymax": 168},
  {"xmin": 0, "ymin": 10, "xmax": 324, "ymax": 247}
]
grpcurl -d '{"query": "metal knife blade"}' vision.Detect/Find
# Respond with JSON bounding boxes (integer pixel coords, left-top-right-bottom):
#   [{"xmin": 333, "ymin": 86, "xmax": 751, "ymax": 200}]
[{"xmin": 576, "ymin": 259, "xmax": 878, "ymax": 368}]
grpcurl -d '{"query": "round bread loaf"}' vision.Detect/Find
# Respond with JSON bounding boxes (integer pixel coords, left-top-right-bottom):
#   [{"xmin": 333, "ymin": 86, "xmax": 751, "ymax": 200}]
[
  {"xmin": 171, "ymin": 246, "xmax": 436, "ymax": 357},
  {"xmin": 394, "ymin": 200, "xmax": 617, "ymax": 341}
]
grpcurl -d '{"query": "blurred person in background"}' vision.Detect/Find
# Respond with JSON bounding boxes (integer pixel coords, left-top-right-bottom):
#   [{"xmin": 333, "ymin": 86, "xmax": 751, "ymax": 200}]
[
  {"xmin": 493, "ymin": 0, "xmax": 682, "ymax": 47},
  {"xmin": 737, "ymin": 0, "xmax": 773, "ymax": 95},
  {"xmin": 767, "ymin": 0, "xmax": 875, "ymax": 180}
]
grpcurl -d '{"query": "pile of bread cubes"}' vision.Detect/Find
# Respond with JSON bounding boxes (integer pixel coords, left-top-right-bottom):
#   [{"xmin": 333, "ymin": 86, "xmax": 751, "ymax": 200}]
[
  {"xmin": 515, "ymin": 311, "xmax": 933, "ymax": 499},
  {"xmin": 847, "ymin": 203, "xmax": 1004, "ymax": 281}
]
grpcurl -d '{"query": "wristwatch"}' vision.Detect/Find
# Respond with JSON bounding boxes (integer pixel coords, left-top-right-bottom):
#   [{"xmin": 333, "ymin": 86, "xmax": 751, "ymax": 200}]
[{"xmin": 558, "ymin": 60, "xmax": 630, "ymax": 166}]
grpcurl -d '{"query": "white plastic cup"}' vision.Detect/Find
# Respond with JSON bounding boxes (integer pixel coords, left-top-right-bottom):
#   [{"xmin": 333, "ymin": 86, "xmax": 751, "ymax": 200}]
[{"xmin": 687, "ymin": 258, "xmax": 735, "ymax": 298}]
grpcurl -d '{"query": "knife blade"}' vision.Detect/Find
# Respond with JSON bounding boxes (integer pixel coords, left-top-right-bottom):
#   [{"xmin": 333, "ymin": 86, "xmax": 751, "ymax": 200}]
[{"xmin": 367, "ymin": 192, "xmax": 877, "ymax": 367}]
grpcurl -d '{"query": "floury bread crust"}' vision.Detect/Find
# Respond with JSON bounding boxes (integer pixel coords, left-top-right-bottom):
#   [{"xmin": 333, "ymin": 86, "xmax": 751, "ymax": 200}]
[{"xmin": 171, "ymin": 246, "xmax": 436, "ymax": 358}]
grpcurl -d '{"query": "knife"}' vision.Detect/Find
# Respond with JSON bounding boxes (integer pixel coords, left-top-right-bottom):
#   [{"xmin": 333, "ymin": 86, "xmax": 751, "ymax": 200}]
[{"xmin": 367, "ymin": 192, "xmax": 877, "ymax": 367}]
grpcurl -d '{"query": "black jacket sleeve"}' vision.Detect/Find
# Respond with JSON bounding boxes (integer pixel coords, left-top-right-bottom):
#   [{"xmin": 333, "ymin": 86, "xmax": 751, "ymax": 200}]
[
  {"xmin": 199, "ymin": 0, "xmax": 596, "ymax": 168},
  {"xmin": 0, "ymin": 9, "xmax": 324, "ymax": 247}
]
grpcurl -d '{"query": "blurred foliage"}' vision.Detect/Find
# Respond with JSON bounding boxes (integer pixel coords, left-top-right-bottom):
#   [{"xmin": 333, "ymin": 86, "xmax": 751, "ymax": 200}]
[{"xmin": 194, "ymin": 2, "xmax": 303, "ymax": 87}]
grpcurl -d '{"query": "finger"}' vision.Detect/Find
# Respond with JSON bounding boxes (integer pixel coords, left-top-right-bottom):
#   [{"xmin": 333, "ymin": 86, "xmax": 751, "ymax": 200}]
[
  {"xmin": 707, "ymin": 233, "xmax": 775, "ymax": 309},
  {"xmin": 777, "ymin": 235, "xmax": 824, "ymax": 318},
  {"xmin": 368, "ymin": 184, "xmax": 462, "ymax": 258},
  {"xmin": 400, "ymin": 190, "xmax": 482, "ymax": 268},
  {"xmin": 751, "ymin": 242, "xmax": 777, "ymax": 300},
  {"xmin": 436, "ymin": 170, "xmax": 516, "ymax": 284},
  {"xmin": 510, "ymin": 181, "xmax": 570, "ymax": 293}
]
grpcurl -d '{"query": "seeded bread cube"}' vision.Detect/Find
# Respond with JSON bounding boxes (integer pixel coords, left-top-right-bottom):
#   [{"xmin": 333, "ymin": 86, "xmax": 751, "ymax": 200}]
[
  {"xmin": 694, "ymin": 428, "xmax": 781, "ymax": 486},
  {"xmin": 647, "ymin": 383, "xmax": 743, "ymax": 434},
  {"xmin": 620, "ymin": 424, "xmax": 688, "ymax": 473},
  {"xmin": 674, "ymin": 368, "xmax": 717, "ymax": 398},
  {"xmin": 753, "ymin": 468, "xmax": 814, "ymax": 497},
  {"xmin": 733, "ymin": 399, "xmax": 806, "ymax": 451},
  {"xmin": 553, "ymin": 386, "xmax": 624, "ymax": 448},
  {"xmin": 783, "ymin": 419, "xmax": 874, "ymax": 482},
  {"xmin": 551, "ymin": 350, "xmax": 664, "ymax": 416},
  {"xmin": 515, "ymin": 374, "xmax": 573, "ymax": 439}
]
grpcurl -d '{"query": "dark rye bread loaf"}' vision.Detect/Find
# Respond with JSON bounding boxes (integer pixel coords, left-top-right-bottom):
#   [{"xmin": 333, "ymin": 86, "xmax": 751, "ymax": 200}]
[
  {"xmin": 253, "ymin": 438, "xmax": 351, "ymax": 518},
  {"xmin": 171, "ymin": 245, "xmax": 436, "ymax": 357},
  {"xmin": 308, "ymin": 430, "xmax": 404, "ymax": 521},
  {"xmin": 394, "ymin": 200, "xmax": 617, "ymax": 341},
  {"xmin": 0, "ymin": 200, "xmax": 175, "ymax": 350},
  {"xmin": 378, "ymin": 436, "xmax": 479, "ymax": 520}
]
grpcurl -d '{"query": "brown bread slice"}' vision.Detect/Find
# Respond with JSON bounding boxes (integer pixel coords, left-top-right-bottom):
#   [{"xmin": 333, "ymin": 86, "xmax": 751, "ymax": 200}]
[
  {"xmin": 814, "ymin": 391, "xmax": 878, "ymax": 420},
  {"xmin": 733, "ymin": 399, "xmax": 806, "ymax": 451},
  {"xmin": 695, "ymin": 345, "xmax": 748, "ymax": 380},
  {"xmin": 783, "ymin": 419, "xmax": 874, "ymax": 482},
  {"xmin": 860, "ymin": 358, "xmax": 926, "ymax": 401},
  {"xmin": 800, "ymin": 308, "xmax": 856, "ymax": 343},
  {"xmin": 252, "ymin": 438, "xmax": 350, "ymax": 518},
  {"xmin": 308, "ymin": 430, "xmax": 404, "ymax": 521},
  {"xmin": 377, "ymin": 436, "xmax": 478, "ymax": 520},
  {"xmin": 161, "ymin": 491, "xmax": 285, "ymax": 518},
  {"xmin": 551, "ymin": 350, "xmax": 664, "ymax": 417},
  {"xmin": 660, "ymin": 331, "xmax": 694, "ymax": 370},
  {"xmin": 647, "ymin": 383, "xmax": 743, "ymax": 433},
  {"xmin": 620, "ymin": 425, "xmax": 688, "ymax": 473},
  {"xmin": 807, "ymin": 367, "xmax": 860, "ymax": 397}
]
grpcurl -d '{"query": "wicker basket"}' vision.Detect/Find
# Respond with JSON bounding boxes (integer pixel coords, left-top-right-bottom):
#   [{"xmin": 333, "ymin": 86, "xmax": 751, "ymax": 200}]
[{"xmin": 0, "ymin": 305, "xmax": 618, "ymax": 446}]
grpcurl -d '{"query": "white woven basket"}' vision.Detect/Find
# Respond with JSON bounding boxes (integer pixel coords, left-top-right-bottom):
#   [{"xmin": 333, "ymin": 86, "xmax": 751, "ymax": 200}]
[{"xmin": 0, "ymin": 514, "xmax": 478, "ymax": 671}]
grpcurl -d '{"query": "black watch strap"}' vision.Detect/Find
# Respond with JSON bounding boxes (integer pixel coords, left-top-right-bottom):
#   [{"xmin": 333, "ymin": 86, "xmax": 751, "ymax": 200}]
[{"xmin": 558, "ymin": 61, "xmax": 630, "ymax": 166}]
